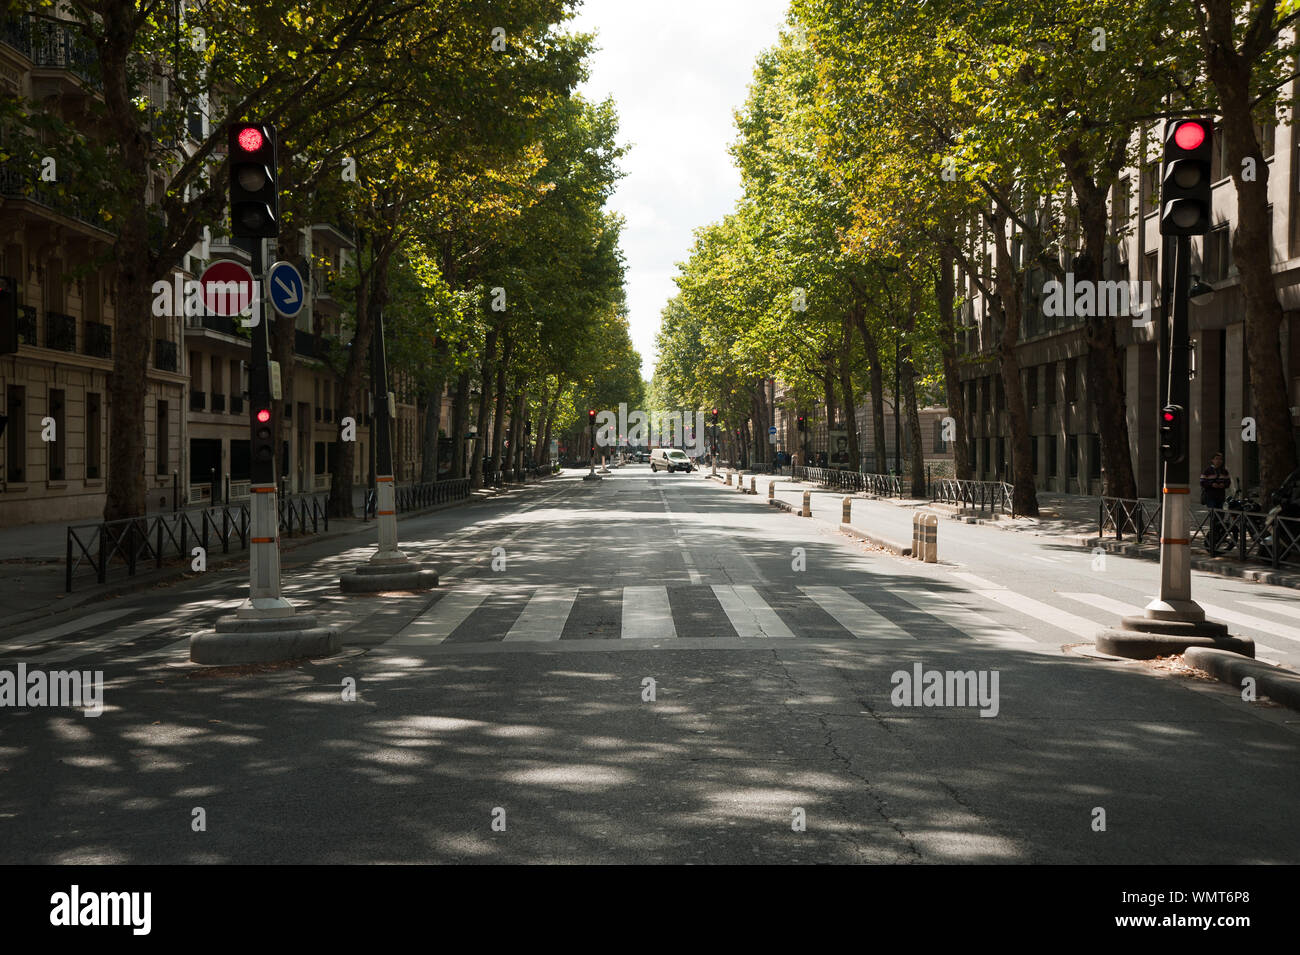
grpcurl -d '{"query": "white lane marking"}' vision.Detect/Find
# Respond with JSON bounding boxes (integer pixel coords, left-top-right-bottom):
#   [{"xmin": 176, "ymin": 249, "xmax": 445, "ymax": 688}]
[
  {"xmin": 1195, "ymin": 601, "xmax": 1300, "ymax": 647},
  {"xmin": 1030, "ymin": 555, "xmax": 1060, "ymax": 564},
  {"xmin": 0, "ymin": 607, "xmax": 137, "ymax": 655},
  {"xmin": 621, "ymin": 586, "xmax": 676, "ymax": 639},
  {"xmin": 889, "ymin": 589, "xmax": 1036, "ymax": 644},
  {"xmin": 389, "ymin": 590, "xmax": 488, "ymax": 646},
  {"xmin": 504, "ymin": 587, "xmax": 578, "ymax": 642},
  {"xmin": 974, "ymin": 590, "xmax": 1102, "ymax": 640},
  {"xmin": 799, "ymin": 586, "xmax": 913, "ymax": 640},
  {"xmin": 21, "ymin": 600, "xmax": 241, "ymax": 664},
  {"xmin": 1237, "ymin": 599, "xmax": 1300, "ymax": 623},
  {"xmin": 712, "ymin": 584, "xmax": 795, "ymax": 639},
  {"xmin": 951, "ymin": 572, "xmax": 1005, "ymax": 591}
]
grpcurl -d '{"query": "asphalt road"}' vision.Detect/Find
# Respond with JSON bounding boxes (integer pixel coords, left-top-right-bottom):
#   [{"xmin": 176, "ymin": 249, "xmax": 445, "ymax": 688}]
[{"xmin": 0, "ymin": 466, "xmax": 1297, "ymax": 863}]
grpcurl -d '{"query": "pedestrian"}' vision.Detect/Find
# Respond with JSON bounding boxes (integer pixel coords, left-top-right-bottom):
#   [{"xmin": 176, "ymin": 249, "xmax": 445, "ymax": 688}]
[{"xmin": 1200, "ymin": 451, "xmax": 1230, "ymax": 508}]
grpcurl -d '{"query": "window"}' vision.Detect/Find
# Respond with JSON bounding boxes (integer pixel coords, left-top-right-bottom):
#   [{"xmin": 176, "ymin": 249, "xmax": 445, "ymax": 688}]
[
  {"xmin": 156, "ymin": 400, "xmax": 169, "ymax": 475},
  {"xmin": 1068, "ymin": 434, "xmax": 1079, "ymax": 478},
  {"xmin": 1027, "ymin": 366, "xmax": 1039, "ymax": 408},
  {"xmin": 996, "ymin": 437, "xmax": 1006, "ymax": 477},
  {"xmin": 1111, "ymin": 177, "xmax": 1131, "ymax": 233},
  {"xmin": 6, "ymin": 386, "xmax": 25, "ymax": 482},
  {"xmin": 1066, "ymin": 357, "xmax": 1078, "ymax": 403},
  {"xmin": 1143, "ymin": 251, "xmax": 1160, "ymax": 304},
  {"xmin": 995, "ymin": 375, "xmax": 1005, "ymax": 411},
  {"xmin": 86, "ymin": 393, "xmax": 101, "ymax": 480},
  {"xmin": 1139, "ymin": 156, "xmax": 1159, "ymax": 212},
  {"xmin": 47, "ymin": 389, "xmax": 65, "ymax": 481},
  {"xmin": 1088, "ymin": 433, "xmax": 1102, "ymax": 480},
  {"xmin": 932, "ymin": 418, "xmax": 946, "ymax": 453},
  {"xmin": 1048, "ymin": 437, "xmax": 1058, "ymax": 478},
  {"xmin": 1204, "ymin": 226, "xmax": 1231, "ymax": 282},
  {"xmin": 1258, "ymin": 120, "xmax": 1275, "ymax": 160},
  {"xmin": 1044, "ymin": 362, "xmax": 1056, "ymax": 408},
  {"xmin": 1031, "ymin": 434, "xmax": 1040, "ymax": 474}
]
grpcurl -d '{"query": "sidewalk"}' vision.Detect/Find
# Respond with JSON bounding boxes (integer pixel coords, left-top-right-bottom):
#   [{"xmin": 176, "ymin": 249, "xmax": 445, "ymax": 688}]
[
  {"xmin": 713, "ymin": 471, "xmax": 1300, "ymax": 590},
  {"xmin": 0, "ymin": 479, "xmax": 544, "ymax": 628}
]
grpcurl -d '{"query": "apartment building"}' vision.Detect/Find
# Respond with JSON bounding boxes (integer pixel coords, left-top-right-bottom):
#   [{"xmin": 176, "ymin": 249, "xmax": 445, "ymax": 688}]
[{"xmin": 959, "ymin": 116, "xmax": 1300, "ymax": 497}]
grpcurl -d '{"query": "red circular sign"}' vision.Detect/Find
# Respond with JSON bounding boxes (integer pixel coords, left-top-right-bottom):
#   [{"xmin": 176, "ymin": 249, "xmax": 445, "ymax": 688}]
[
  {"xmin": 199, "ymin": 260, "xmax": 254, "ymax": 317},
  {"xmin": 1173, "ymin": 122, "xmax": 1206, "ymax": 151}
]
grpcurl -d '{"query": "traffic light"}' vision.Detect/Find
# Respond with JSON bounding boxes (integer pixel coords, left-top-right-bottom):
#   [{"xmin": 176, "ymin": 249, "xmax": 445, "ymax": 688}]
[
  {"xmin": 0, "ymin": 276, "xmax": 17, "ymax": 354},
  {"xmin": 228, "ymin": 122, "xmax": 279, "ymax": 238},
  {"xmin": 1159, "ymin": 404, "xmax": 1185, "ymax": 464},
  {"xmin": 588, "ymin": 409, "xmax": 596, "ymax": 427},
  {"xmin": 797, "ymin": 415, "xmax": 806, "ymax": 432},
  {"xmin": 1160, "ymin": 120, "xmax": 1212, "ymax": 236},
  {"xmin": 252, "ymin": 404, "xmax": 275, "ymax": 483},
  {"xmin": 711, "ymin": 408, "xmax": 718, "ymax": 424}
]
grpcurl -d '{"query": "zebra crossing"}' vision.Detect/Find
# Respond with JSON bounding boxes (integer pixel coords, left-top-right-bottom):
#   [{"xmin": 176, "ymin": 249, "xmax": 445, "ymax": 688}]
[{"xmin": 373, "ymin": 579, "xmax": 1112, "ymax": 652}]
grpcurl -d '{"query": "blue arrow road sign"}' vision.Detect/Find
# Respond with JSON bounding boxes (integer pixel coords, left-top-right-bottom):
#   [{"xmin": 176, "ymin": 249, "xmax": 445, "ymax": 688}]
[{"xmin": 267, "ymin": 261, "xmax": 305, "ymax": 318}]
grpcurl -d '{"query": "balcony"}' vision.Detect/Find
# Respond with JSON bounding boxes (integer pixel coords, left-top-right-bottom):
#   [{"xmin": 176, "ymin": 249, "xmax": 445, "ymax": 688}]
[
  {"xmin": 83, "ymin": 320, "xmax": 111, "ymax": 358},
  {"xmin": 17, "ymin": 305, "xmax": 36, "ymax": 346},
  {"xmin": 294, "ymin": 329, "xmax": 319, "ymax": 358},
  {"xmin": 230, "ymin": 395, "xmax": 244, "ymax": 415},
  {"xmin": 186, "ymin": 312, "xmax": 241, "ymax": 336},
  {"xmin": 45, "ymin": 311, "xmax": 75, "ymax": 351},
  {"xmin": 154, "ymin": 339, "xmax": 178, "ymax": 371},
  {"xmin": 0, "ymin": 14, "xmax": 101, "ymax": 90},
  {"xmin": 211, "ymin": 393, "xmax": 226, "ymax": 413},
  {"xmin": 190, "ymin": 390, "xmax": 206, "ymax": 412}
]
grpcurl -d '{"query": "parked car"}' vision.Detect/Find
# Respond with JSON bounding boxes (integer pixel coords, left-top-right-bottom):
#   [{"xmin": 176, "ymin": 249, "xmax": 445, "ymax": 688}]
[{"xmin": 650, "ymin": 448, "xmax": 694, "ymax": 473}]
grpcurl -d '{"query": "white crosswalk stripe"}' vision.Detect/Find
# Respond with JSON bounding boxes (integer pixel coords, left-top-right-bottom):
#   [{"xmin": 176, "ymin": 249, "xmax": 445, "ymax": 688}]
[
  {"xmin": 390, "ymin": 590, "xmax": 488, "ymax": 646},
  {"xmin": 1237, "ymin": 599, "xmax": 1300, "ymax": 622},
  {"xmin": 712, "ymin": 584, "xmax": 794, "ymax": 639},
  {"xmin": 799, "ymin": 586, "xmax": 913, "ymax": 640},
  {"xmin": 1194, "ymin": 601, "xmax": 1300, "ymax": 647},
  {"xmin": 504, "ymin": 586, "xmax": 578, "ymax": 642},
  {"xmin": 972, "ymin": 588, "xmax": 1101, "ymax": 640},
  {"xmin": 621, "ymin": 586, "xmax": 676, "ymax": 639},
  {"xmin": 19, "ymin": 600, "xmax": 240, "ymax": 665},
  {"xmin": 1064, "ymin": 593, "xmax": 1287, "ymax": 657},
  {"xmin": 888, "ymin": 589, "xmax": 1037, "ymax": 646}
]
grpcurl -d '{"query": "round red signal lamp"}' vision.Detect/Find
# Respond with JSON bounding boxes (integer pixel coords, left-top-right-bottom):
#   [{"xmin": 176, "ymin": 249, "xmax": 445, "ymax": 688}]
[
  {"xmin": 256, "ymin": 408, "xmax": 271, "ymax": 423},
  {"xmin": 237, "ymin": 126, "xmax": 264, "ymax": 153},
  {"xmin": 1162, "ymin": 411, "xmax": 1175, "ymax": 422},
  {"xmin": 1173, "ymin": 122, "xmax": 1206, "ymax": 151}
]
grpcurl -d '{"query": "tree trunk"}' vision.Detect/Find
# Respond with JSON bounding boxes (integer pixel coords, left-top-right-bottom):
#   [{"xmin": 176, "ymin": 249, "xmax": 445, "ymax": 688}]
[
  {"xmin": 853, "ymin": 311, "xmax": 887, "ymax": 473},
  {"xmin": 490, "ymin": 332, "xmax": 512, "ymax": 476},
  {"xmin": 419, "ymin": 381, "xmax": 443, "ymax": 483},
  {"xmin": 990, "ymin": 208, "xmax": 1039, "ymax": 517},
  {"xmin": 471, "ymin": 329, "xmax": 497, "ymax": 488},
  {"xmin": 840, "ymin": 311, "xmax": 860, "ymax": 470},
  {"xmin": 451, "ymin": 372, "xmax": 470, "ymax": 479},
  {"xmin": 936, "ymin": 246, "xmax": 973, "ymax": 480},
  {"xmin": 1201, "ymin": 5, "xmax": 1298, "ymax": 498}
]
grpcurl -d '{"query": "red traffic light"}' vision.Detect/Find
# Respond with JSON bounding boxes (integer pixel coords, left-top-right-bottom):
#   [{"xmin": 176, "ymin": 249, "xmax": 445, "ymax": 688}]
[
  {"xmin": 1162, "ymin": 410, "xmax": 1175, "ymax": 423},
  {"xmin": 256, "ymin": 408, "xmax": 271, "ymax": 423},
  {"xmin": 1173, "ymin": 121, "xmax": 1206, "ymax": 151},
  {"xmin": 237, "ymin": 126, "xmax": 265, "ymax": 153}
]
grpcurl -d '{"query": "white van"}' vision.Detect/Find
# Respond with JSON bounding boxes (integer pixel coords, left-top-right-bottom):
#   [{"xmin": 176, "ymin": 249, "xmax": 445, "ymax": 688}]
[{"xmin": 650, "ymin": 448, "xmax": 694, "ymax": 473}]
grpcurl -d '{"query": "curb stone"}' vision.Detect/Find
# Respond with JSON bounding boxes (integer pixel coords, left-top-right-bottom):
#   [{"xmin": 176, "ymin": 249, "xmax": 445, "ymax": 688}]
[{"xmin": 1184, "ymin": 646, "xmax": 1300, "ymax": 712}]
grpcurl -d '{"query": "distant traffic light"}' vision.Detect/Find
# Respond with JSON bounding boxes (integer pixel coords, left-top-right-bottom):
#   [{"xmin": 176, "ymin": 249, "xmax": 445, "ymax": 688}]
[
  {"xmin": 0, "ymin": 275, "xmax": 17, "ymax": 354},
  {"xmin": 797, "ymin": 415, "xmax": 806, "ymax": 432},
  {"xmin": 711, "ymin": 408, "xmax": 718, "ymax": 424},
  {"xmin": 1159, "ymin": 404, "xmax": 1185, "ymax": 463},
  {"xmin": 251, "ymin": 405, "xmax": 275, "ymax": 483},
  {"xmin": 1161, "ymin": 120, "xmax": 1212, "ymax": 236},
  {"xmin": 229, "ymin": 122, "xmax": 279, "ymax": 237}
]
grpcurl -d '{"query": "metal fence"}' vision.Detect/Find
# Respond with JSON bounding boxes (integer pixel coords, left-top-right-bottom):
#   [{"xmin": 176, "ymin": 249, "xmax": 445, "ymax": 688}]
[
  {"xmin": 933, "ymin": 479, "xmax": 1018, "ymax": 517},
  {"xmin": 364, "ymin": 478, "xmax": 473, "ymax": 520},
  {"xmin": 65, "ymin": 494, "xmax": 328, "ymax": 592},
  {"xmin": 1100, "ymin": 497, "xmax": 1300, "ymax": 570},
  {"xmin": 792, "ymin": 466, "xmax": 906, "ymax": 497}
]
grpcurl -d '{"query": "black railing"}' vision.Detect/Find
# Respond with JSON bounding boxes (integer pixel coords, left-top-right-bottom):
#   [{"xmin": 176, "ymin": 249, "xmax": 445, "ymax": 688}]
[
  {"xmin": 230, "ymin": 395, "xmax": 244, "ymax": 415},
  {"xmin": 83, "ymin": 320, "xmax": 111, "ymax": 358},
  {"xmin": 65, "ymin": 494, "xmax": 330, "ymax": 592},
  {"xmin": 154, "ymin": 338, "xmax": 178, "ymax": 371},
  {"xmin": 0, "ymin": 13, "xmax": 100, "ymax": 89},
  {"xmin": 0, "ymin": 163, "xmax": 104, "ymax": 229},
  {"xmin": 17, "ymin": 305, "xmax": 36, "ymax": 346},
  {"xmin": 794, "ymin": 466, "xmax": 905, "ymax": 498},
  {"xmin": 211, "ymin": 393, "xmax": 225, "ymax": 413},
  {"xmin": 45, "ymin": 311, "xmax": 75, "ymax": 351},
  {"xmin": 193, "ymin": 313, "xmax": 239, "ymax": 335},
  {"xmin": 1102, "ymin": 497, "xmax": 1300, "ymax": 570},
  {"xmin": 190, "ymin": 390, "xmax": 206, "ymax": 412},
  {"xmin": 934, "ymin": 478, "xmax": 1017, "ymax": 517},
  {"xmin": 363, "ymin": 478, "xmax": 473, "ymax": 520}
]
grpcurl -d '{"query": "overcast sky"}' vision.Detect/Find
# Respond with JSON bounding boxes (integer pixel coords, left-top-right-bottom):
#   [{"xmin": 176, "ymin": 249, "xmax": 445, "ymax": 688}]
[{"xmin": 570, "ymin": 0, "xmax": 791, "ymax": 381}]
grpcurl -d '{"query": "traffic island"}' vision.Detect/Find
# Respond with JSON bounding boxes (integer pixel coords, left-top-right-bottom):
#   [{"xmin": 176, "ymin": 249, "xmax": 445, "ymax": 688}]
[
  {"xmin": 340, "ymin": 558, "xmax": 438, "ymax": 593},
  {"xmin": 191, "ymin": 612, "xmax": 340, "ymax": 665},
  {"xmin": 1183, "ymin": 646, "xmax": 1300, "ymax": 710},
  {"xmin": 1094, "ymin": 615, "xmax": 1254, "ymax": 660}
]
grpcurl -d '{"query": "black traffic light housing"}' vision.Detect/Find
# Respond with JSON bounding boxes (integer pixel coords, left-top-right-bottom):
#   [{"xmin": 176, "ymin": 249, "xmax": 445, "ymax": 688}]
[
  {"xmin": 1160, "ymin": 120, "xmax": 1213, "ymax": 237},
  {"xmin": 797, "ymin": 415, "xmax": 806, "ymax": 432},
  {"xmin": 251, "ymin": 403, "xmax": 275, "ymax": 484},
  {"xmin": 1159, "ymin": 404, "xmax": 1185, "ymax": 464},
  {"xmin": 711, "ymin": 408, "xmax": 718, "ymax": 424},
  {"xmin": 0, "ymin": 275, "xmax": 18, "ymax": 354},
  {"xmin": 229, "ymin": 122, "xmax": 279, "ymax": 238}
]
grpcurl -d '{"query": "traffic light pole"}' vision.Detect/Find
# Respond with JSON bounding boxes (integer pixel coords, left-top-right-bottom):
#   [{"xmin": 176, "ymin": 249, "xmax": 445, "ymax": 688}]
[
  {"xmin": 1147, "ymin": 235, "xmax": 1204, "ymax": 622},
  {"xmin": 340, "ymin": 306, "xmax": 436, "ymax": 591},
  {"xmin": 241, "ymin": 239, "xmax": 292, "ymax": 617}
]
